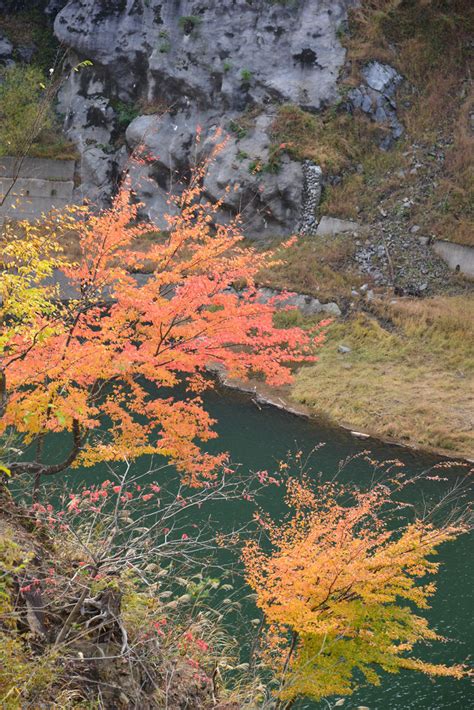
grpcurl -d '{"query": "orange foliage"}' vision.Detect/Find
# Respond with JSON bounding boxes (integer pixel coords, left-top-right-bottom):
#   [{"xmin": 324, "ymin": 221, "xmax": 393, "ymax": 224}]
[
  {"xmin": 1, "ymin": 162, "xmax": 324, "ymax": 485},
  {"xmin": 243, "ymin": 470, "xmax": 469, "ymax": 701}
]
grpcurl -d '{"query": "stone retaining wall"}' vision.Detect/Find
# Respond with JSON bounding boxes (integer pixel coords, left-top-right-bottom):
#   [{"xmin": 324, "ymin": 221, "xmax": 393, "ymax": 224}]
[
  {"xmin": 433, "ymin": 240, "xmax": 474, "ymax": 279},
  {"xmin": 0, "ymin": 156, "xmax": 75, "ymax": 222}
]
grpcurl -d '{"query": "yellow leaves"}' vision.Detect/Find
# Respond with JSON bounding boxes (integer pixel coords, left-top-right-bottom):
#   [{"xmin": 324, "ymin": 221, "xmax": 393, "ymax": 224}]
[
  {"xmin": 0, "ymin": 218, "xmax": 65, "ymax": 361},
  {"xmin": 243, "ymin": 474, "xmax": 469, "ymax": 703},
  {"xmin": 400, "ymin": 658, "xmax": 467, "ymax": 679}
]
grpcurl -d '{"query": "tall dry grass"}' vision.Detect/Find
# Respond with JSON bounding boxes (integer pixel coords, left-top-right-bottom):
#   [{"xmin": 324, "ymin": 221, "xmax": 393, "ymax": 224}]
[{"xmin": 293, "ymin": 296, "xmax": 474, "ymax": 457}]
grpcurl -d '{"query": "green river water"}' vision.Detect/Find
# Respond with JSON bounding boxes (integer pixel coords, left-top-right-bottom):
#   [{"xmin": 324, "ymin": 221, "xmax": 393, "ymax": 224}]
[
  {"xmin": 41, "ymin": 386, "xmax": 473, "ymax": 709},
  {"xmin": 201, "ymin": 389, "xmax": 473, "ymax": 710}
]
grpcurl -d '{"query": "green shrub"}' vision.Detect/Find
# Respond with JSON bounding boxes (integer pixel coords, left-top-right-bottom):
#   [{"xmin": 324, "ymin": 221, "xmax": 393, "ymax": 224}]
[
  {"xmin": 236, "ymin": 149, "xmax": 249, "ymax": 161},
  {"xmin": 111, "ymin": 99, "xmax": 140, "ymax": 130},
  {"xmin": 0, "ymin": 65, "xmax": 53, "ymax": 156},
  {"xmin": 248, "ymin": 157, "xmax": 263, "ymax": 174},
  {"xmin": 158, "ymin": 40, "xmax": 171, "ymax": 53},
  {"xmin": 229, "ymin": 119, "xmax": 248, "ymax": 140}
]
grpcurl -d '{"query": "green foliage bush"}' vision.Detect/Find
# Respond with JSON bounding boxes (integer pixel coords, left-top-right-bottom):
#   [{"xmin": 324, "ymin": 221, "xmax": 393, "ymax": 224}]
[
  {"xmin": 240, "ymin": 68, "xmax": 253, "ymax": 83},
  {"xmin": 111, "ymin": 99, "xmax": 140, "ymax": 131},
  {"xmin": 0, "ymin": 65, "xmax": 53, "ymax": 157}
]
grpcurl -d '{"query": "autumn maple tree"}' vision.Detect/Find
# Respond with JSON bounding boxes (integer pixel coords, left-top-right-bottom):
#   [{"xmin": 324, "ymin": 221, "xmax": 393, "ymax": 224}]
[
  {"xmin": 0, "ymin": 162, "xmax": 324, "ymax": 488},
  {"xmin": 243, "ymin": 464, "xmax": 470, "ymax": 704}
]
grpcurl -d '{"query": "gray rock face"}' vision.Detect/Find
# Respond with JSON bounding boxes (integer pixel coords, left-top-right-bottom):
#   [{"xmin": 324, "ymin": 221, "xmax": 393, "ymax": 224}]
[
  {"xmin": 55, "ymin": 0, "xmax": 352, "ymax": 109},
  {"xmin": 57, "ymin": 66, "xmax": 124, "ymax": 202},
  {"xmin": 125, "ymin": 110, "xmax": 309, "ymax": 235},
  {"xmin": 53, "ymin": 0, "xmax": 355, "ymax": 236},
  {"xmin": 363, "ymin": 62, "xmax": 400, "ymax": 93},
  {"xmin": 348, "ymin": 61, "xmax": 403, "ymax": 149},
  {"xmin": 202, "ymin": 114, "xmax": 306, "ymax": 236},
  {"xmin": 0, "ymin": 33, "xmax": 13, "ymax": 61}
]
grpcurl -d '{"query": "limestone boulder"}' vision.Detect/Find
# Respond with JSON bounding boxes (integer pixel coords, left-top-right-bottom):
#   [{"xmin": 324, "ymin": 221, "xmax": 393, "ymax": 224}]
[
  {"xmin": 55, "ymin": 0, "xmax": 353, "ymax": 109},
  {"xmin": 52, "ymin": 0, "xmax": 355, "ymax": 234},
  {"xmin": 125, "ymin": 110, "xmax": 308, "ymax": 237},
  {"xmin": 316, "ymin": 216, "xmax": 361, "ymax": 237},
  {"xmin": 348, "ymin": 61, "xmax": 404, "ymax": 148}
]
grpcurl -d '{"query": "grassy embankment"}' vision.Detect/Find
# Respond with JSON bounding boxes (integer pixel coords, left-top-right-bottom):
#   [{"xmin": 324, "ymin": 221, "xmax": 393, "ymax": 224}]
[
  {"xmin": 291, "ymin": 297, "xmax": 473, "ymax": 459},
  {"xmin": 268, "ymin": 0, "xmax": 474, "ymax": 246},
  {"xmin": 333, "ymin": 0, "xmax": 474, "ymax": 247}
]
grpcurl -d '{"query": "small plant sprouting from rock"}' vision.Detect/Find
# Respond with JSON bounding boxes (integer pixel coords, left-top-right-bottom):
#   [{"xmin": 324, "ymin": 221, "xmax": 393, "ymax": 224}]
[
  {"xmin": 265, "ymin": 143, "xmax": 285, "ymax": 173},
  {"xmin": 240, "ymin": 68, "xmax": 253, "ymax": 84},
  {"xmin": 178, "ymin": 15, "xmax": 202, "ymax": 36},
  {"xmin": 157, "ymin": 28, "xmax": 171, "ymax": 53},
  {"xmin": 236, "ymin": 149, "xmax": 249, "ymax": 162},
  {"xmin": 158, "ymin": 40, "xmax": 171, "ymax": 53},
  {"xmin": 229, "ymin": 119, "xmax": 248, "ymax": 140},
  {"xmin": 248, "ymin": 157, "xmax": 263, "ymax": 175},
  {"xmin": 111, "ymin": 99, "xmax": 140, "ymax": 130}
]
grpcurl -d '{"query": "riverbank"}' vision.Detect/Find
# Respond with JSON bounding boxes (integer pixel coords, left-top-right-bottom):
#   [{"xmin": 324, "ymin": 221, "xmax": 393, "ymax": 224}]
[
  {"xmin": 211, "ymin": 293, "xmax": 474, "ymax": 462},
  {"xmin": 215, "ymin": 370, "xmax": 472, "ymax": 463}
]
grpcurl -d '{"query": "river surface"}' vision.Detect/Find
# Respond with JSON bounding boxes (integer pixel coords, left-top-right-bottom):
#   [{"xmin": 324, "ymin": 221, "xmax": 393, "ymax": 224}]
[
  {"xmin": 202, "ymin": 389, "xmax": 473, "ymax": 710},
  {"xmin": 43, "ymin": 386, "xmax": 473, "ymax": 709}
]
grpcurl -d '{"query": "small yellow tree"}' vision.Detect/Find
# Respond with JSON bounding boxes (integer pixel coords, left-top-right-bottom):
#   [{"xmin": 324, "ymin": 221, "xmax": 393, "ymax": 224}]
[{"xmin": 243, "ymin": 470, "xmax": 470, "ymax": 705}]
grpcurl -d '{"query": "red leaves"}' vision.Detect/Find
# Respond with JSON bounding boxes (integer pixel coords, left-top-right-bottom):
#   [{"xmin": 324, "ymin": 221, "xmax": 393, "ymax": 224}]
[{"xmin": 3, "ymin": 159, "xmax": 327, "ymax": 484}]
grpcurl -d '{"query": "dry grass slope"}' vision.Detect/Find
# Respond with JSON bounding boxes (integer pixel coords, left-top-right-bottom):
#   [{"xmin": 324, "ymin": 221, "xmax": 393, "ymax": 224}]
[
  {"xmin": 330, "ymin": 0, "xmax": 474, "ymax": 244},
  {"xmin": 257, "ymin": 235, "xmax": 364, "ymax": 303},
  {"xmin": 293, "ymin": 296, "xmax": 474, "ymax": 458}
]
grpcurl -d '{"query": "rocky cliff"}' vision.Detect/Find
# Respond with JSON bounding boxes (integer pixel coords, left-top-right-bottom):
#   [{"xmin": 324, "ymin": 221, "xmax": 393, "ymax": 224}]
[
  {"xmin": 53, "ymin": 0, "xmax": 357, "ymax": 236},
  {"xmin": 2, "ymin": 0, "xmax": 471, "ymax": 292}
]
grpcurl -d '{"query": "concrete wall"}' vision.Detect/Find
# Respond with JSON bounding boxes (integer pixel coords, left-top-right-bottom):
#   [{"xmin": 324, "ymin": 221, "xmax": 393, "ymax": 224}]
[
  {"xmin": 0, "ymin": 156, "xmax": 76, "ymax": 222},
  {"xmin": 433, "ymin": 240, "xmax": 474, "ymax": 279}
]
